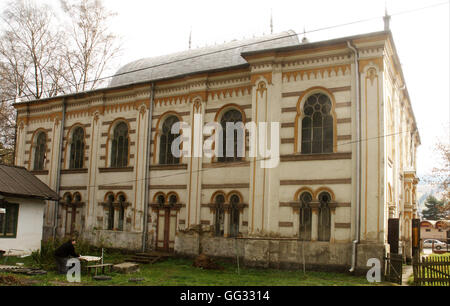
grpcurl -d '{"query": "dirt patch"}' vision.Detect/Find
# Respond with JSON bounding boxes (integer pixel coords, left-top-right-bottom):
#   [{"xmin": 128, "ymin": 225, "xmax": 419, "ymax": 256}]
[
  {"xmin": 193, "ymin": 253, "xmax": 224, "ymax": 270},
  {"xmin": 0, "ymin": 275, "xmax": 22, "ymax": 285}
]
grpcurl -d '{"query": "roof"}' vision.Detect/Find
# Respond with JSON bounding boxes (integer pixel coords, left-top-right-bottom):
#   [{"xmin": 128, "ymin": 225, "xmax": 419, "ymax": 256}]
[
  {"xmin": 108, "ymin": 31, "xmax": 299, "ymax": 87},
  {"xmin": 0, "ymin": 165, "xmax": 59, "ymax": 201}
]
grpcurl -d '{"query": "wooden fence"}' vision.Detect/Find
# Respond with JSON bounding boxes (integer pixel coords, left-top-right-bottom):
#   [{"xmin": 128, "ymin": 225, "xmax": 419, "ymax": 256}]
[{"xmin": 413, "ymin": 256, "xmax": 450, "ymax": 286}]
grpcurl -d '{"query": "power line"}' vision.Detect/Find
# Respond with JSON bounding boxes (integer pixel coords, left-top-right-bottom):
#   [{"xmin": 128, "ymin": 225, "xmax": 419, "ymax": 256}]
[{"xmin": 1, "ymin": 1, "xmax": 449, "ymax": 105}]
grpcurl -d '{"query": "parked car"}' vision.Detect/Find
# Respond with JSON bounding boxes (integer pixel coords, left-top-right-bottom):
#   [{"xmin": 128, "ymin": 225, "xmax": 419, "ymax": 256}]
[{"xmin": 422, "ymin": 239, "xmax": 447, "ymax": 250}]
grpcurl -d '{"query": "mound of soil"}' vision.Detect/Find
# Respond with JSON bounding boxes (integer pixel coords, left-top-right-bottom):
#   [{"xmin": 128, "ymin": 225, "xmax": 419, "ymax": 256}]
[
  {"xmin": 0, "ymin": 275, "xmax": 22, "ymax": 285},
  {"xmin": 192, "ymin": 253, "xmax": 224, "ymax": 270}
]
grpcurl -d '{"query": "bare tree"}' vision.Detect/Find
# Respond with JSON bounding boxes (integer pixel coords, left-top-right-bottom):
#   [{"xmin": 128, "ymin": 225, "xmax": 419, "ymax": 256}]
[
  {"xmin": 432, "ymin": 139, "xmax": 450, "ymax": 219},
  {"xmin": 60, "ymin": 0, "xmax": 121, "ymax": 92}
]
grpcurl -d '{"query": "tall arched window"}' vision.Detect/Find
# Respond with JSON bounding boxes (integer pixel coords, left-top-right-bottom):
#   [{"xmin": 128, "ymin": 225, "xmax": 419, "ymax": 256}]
[
  {"xmin": 318, "ymin": 192, "xmax": 331, "ymax": 241},
  {"xmin": 106, "ymin": 194, "xmax": 115, "ymax": 230},
  {"xmin": 157, "ymin": 194, "xmax": 165, "ymax": 207},
  {"xmin": 168, "ymin": 194, "xmax": 178, "ymax": 206},
  {"xmin": 229, "ymin": 194, "xmax": 240, "ymax": 237},
  {"xmin": 159, "ymin": 116, "xmax": 180, "ymax": 165},
  {"xmin": 69, "ymin": 127, "xmax": 85, "ymax": 169},
  {"xmin": 118, "ymin": 194, "xmax": 126, "ymax": 231},
  {"xmin": 214, "ymin": 194, "xmax": 225, "ymax": 237},
  {"xmin": 34, "ymin": 132, "xmax": 47, "ymax": 170},
  {"xmin": 301, "ymin": 93, "xmax": 333, "ymax": 154},
  {"xmin": 111, "ymin": 122, "xmax": 129, "ymax": 168},
  {"xmin": 299, "ymin": 192, "xmax": 312, "ymax": 241},
  {"xmin": 219, "ymin": 109, "xmax": 244, "ymax": 162}
]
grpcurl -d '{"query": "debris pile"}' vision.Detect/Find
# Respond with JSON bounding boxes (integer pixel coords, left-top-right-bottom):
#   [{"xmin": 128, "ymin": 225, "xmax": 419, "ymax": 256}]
[
  {"xmin": 0, "ymin": 275, "xmax": 22, "ymax": 285},
  {"xmin": 192, "ymin": 253, "xmax": 223, "ymax": 270}
]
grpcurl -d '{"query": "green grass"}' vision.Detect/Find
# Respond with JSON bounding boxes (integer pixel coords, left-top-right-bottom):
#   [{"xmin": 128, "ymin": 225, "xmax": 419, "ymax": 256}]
[{"xmin": 1, "ymin": 253, "xmax": 387, "ymax": 286}]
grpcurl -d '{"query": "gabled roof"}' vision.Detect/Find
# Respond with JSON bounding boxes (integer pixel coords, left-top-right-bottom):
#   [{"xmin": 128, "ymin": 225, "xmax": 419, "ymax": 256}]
[
  {"xmin": 108, "ymin": 31, "xmax": 299, "ymax": 87},
  {"xmin": 0, "ymin": 165, "xmax": 58, "ymax": 201}
]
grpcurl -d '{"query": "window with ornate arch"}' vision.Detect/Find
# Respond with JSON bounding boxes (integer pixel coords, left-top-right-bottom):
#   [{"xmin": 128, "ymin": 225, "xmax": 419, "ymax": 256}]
[
  {"xmin": 218, "ymin": 109, "xmax": 244, "ymax": 162},
  {"xmin": 117, "ymin": 194, "xmax": 126, "ymax": 231},
  {"xmin": 318, "ymin": 192, "xmax": 331, "ymax": 241},
  {"xmin": 214, "ymin": 194, "xmax": 225, "ymax": 237},
  {"xmin": 34, "ymin": 132, "xmax": 47, "ymax": 170},
  {"xmin": 301, "ymin": 93, "xmax": 333, "ymax": 154},
  {"xmin": 229, "ymin": 194, "xmax": 240, "ymax": 237},
  {"xmin": 106, "ymin": 193, "xmax": 115, "ymax": 230},
  {"xmin": 299, "ymin": 192, "xmax": 312, "ymax": 241},
  {"xmin": 111, "ymin": 122, "xmax": 129, "ymax": 168},
  {"xmin": 159, "ymin": 116, "xmax": 180, "ymax": 165},
  {"xmin": 69, "ymin": 127, "xmax": 85, "ymax": 169}
]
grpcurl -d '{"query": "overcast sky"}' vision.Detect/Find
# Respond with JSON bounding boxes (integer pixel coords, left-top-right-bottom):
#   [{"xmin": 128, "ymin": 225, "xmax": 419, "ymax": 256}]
[{"xmin": 2, "ymin": 0, "xmax": 449, "ymax": 178}]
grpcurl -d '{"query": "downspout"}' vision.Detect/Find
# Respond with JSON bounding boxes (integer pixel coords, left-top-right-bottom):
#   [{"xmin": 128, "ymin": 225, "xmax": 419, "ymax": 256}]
[
  {"xmin": 142, "ymin": 83, "xmax": 155, "ymax": 252},
  {"xmin": 53, "ymin": 99, "xmax": 67, "ymax": 240},
  {"xmin": 347, "ymin": 41, "xmax": 361, "ymax": 273},
  {"xmin": 13, "ymin": 110, "xmax": 18, "ymax": 165}
]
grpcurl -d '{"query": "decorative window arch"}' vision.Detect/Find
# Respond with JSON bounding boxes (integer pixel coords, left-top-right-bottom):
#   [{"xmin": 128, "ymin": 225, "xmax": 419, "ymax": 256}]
[
  {"xmin": 228, "ymin": 193, "xmax": 241, "ymax": 237},
  {"xmin": 301, "ymin": 93, "xmax": 334, "ymax": 154},
  {"xmin": 110, "ymin": 122, "xmax": 129, "ymax": 168},
  {"xmin": 218, "ymin": 109, "xmax": 244, "ymax": 162},
  {"xmin": 106, "ymin": 193, "xmax": 115, "ymax": 230},
  {"xmin": 214, "ymin": 193, "xmax": 225, "ymax": 237},
  {"xmin": 159, "ymin": 116, "xmax": 180, "ymax": 165},
  {"xmin": 156, "ymin": 193, "xmax": 166, "ymax": 206},
  {"xmin": 69, "ymin": 126, "xmax": 85, "ymax": 169},
  {"xmin": 299, "ymin": 191, "xmax": 312, "ymax": 241},
  {"xmin": 33, "ymin": 132, "xmax": 47, "ymax": 170},
  {"xmin": 318, "ymin": 191, "xmax": 331, "ymax": 241}
]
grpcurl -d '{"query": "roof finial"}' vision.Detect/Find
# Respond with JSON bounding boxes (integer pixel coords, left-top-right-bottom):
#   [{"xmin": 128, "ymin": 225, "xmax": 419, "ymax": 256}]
[
  {"xmin": 383, "ymin": 1, "xmax": 391, "ymax": 31},
  {"xmin": 301, "ymin": 26, "xmax": 309, "ymax": 43},
  {"xmin": 270, "ymin": 9, "xmax": 273, "ymax": 34},
  {"xmin": 189, "ymin": 27, "xmax": 192, "ymax": 49}
]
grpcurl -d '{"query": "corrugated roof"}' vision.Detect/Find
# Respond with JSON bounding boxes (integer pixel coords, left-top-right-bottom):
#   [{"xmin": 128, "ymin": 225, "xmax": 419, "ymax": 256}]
[
  {"xmin": 0, "ymin": 165, "xmax": 58, "ymax": 201},
  {"xmin": 109, "ymin": 31, "xmax": 299, "ymax": 87}
]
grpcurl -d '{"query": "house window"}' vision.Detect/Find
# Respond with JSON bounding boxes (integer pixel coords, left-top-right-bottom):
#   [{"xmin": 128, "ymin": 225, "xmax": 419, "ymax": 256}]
[
  {"xmin": 168, "ymin": 194, "xmax": 178, "ymax": 206},
  {"xmin": 106, "ymin": 194, "xmax": 115, "ymax": 230},
  {"xmin": 318, "ymin": 192, "xmax": 331, "ymax": 241},
  {"xmin": 111, "ymin": 122, "xmax": 129, "ymax": 168},
  {"xmin": 229, "ymin": 194, "xmax": 240, "ymax": 237},
  {"xmin": 301, "ymin": 93, "xmax": 333, "ymax": 154},
  {"xmin": 69, "ymin": 127, "xmax": 85, "ymax": 169},
  {"xmin": 219, "ymin": 109, "xmax": 244, "ymax": 162},
  {"xmin": 157, "ymin": 194, "xmax": 165, "ymax": 206},
  {"xmin": 159, "ymin": 116, "xmax": 180, "ymax": 165},
  {"xmin": 214, "ymin": 194, "xmax": 225, "ymax": 237},
  {"xmin": 34, "ymin": 132, "xmax": 47, "ymax": 170},
  {"xmin": 117, "ymin": 194, "xmax": 126, "ymax": 231},
  {"xmin": 299, "ymin": 192, "xmax": 312, "ymax": 241},
  {"xmin": 0, "ymin": 202, "xmax": 19, "ymax": 238}
]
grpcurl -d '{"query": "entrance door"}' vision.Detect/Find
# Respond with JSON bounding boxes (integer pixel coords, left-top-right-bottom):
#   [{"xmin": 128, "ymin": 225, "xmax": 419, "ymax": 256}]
[{"xmin": 156, "ymin": 207, "xmax": 177, "ymax": 252}]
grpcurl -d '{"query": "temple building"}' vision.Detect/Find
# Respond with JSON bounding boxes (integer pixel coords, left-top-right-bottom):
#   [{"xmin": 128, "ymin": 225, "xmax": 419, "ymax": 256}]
[{"xmin": 13, "ymin": 29, "xmax": 420, "ymax": 272}]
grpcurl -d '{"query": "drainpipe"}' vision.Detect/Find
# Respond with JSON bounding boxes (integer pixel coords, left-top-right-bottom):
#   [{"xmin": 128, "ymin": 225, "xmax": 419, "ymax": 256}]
[
  {"xmin": 142, "ymin": 83, "xmax": 155, "ymax": 252},
  {"xmin": 13, "ymin": 110, "xmax": 17, "ymax": 165},
  {"xmin": 53, "ymin": 99, "xmax": 67, "ymax": 240},
  {"xmin": 347, "ymin": 41, "xmax": 361, "ymax": 273}
]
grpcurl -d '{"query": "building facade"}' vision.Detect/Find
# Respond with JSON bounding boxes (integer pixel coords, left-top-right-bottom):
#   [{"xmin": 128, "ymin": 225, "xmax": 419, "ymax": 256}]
[{"xmin": 13, "ymin": 30, "xmax": 420, "ymax": 272}]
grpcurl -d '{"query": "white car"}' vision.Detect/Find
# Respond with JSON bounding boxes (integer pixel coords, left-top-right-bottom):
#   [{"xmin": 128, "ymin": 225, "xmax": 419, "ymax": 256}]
[{"xmin": 422, "ymin": 239, "xmax": 447, "ymax": 250}]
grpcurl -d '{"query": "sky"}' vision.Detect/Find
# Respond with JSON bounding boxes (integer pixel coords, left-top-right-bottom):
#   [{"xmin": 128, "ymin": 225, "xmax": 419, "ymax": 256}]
[{"xmin": 1, "ymin": 0, "xmax": 449, "ymax": 178}]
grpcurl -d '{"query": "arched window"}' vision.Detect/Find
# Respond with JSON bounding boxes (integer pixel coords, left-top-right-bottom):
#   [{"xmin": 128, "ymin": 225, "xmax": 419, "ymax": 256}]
[
  {"xmin": 301, "ymin": 93, "xmax": 333, "ymax": 154},
  {"xmin": 111, "ymin": 122, "xmax": 129, "ymax": 168},
  {"xmin": 219, "ymin": 109, "xmax": 244, "ymax": 162},
  {"xmin": 159, "ymin": 116, "xmax": 180, "ymax": 165},
  {"xmin": 168, "ymin": 194, "xmax": 178, "ymax": 206},
  {"xmin": 106, "ymin": 194, "xmax": 115, "ymax": 230},
  {"xmin": 214, "ymin": 194, "xmax": 225, "ymax": 237},
  {"xmin": 118, "ymin": 194, "xmax": 126, "ymax": 231},
  {"xmin": 34, "ymin": 132, "xmax": 47, "ymax": 170},
  {"xmin": 318, "ymin": 192, "xmax": 331, "ymax": 241},
  {"xmin": 157, "ymin": 194, "xmax": 165, "ymax": 207},
  {"xmin": 299, "ymin": 192, "xmax": 312, "ymax": 241},
  {"xmin": 70, "ymin": 127, "xmax": 85, "ymax": 169},
  {"xmin": 73, "ymin": 193, "xmax": 81, "ymax": 203},
  {"xmin": 64, "ymin": 193, "xmax": 73, "ymax": 205},
  {"xmin": 229, "ymin": 194, "xmax": 240, "ymax": 237}
]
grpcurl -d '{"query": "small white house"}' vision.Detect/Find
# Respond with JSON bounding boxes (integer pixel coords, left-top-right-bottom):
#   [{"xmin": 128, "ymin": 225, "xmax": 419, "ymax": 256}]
[{"xmin": 0, "ymin": 165, "xmax": 58, "ymax": 256}]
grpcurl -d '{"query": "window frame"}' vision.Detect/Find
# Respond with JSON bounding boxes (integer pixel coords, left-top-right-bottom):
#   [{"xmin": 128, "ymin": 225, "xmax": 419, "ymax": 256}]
[
  {"xmin": 110, "ymin": 121, "xmax": 129, "ymax": 168},
  {"xmin": 33, "ymin": 131, "xmax": 47, "ymax": 171},
  {"xmin": 0, "ymin": 202, "xmax": 19, "ymax": 238},
  {"xmin": 159, "ymin": 116, "xmax": 181, "ymax": 165},
  {"xmin": 218, "ymin": 109, "xmax": 244, "ymax": 162},
  {"xmin": 69, "ymin": 126, "xmax": 85, "ymax": 169}
]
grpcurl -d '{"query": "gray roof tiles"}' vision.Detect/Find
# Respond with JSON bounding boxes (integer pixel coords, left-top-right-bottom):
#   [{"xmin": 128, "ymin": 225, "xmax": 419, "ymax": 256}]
[
  {"xmin": 0, "ymin": 165, "xmax": 58, "ymax": 201},
  {"xmin": 109, "ymin": 31, "xmax": 299, "ymax": 87}
]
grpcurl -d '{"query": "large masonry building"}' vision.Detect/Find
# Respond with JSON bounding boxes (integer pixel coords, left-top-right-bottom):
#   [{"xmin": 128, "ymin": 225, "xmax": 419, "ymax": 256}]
[{"xmin": 13, "ymin": 29, "xmax": 420, "ymax": 271}]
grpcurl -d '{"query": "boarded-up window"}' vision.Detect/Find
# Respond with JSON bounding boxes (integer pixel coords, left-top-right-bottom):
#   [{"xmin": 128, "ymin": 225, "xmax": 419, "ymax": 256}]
[
  {"xmin": 0, "ymin": 202, "xmax": 19, "ymax": 238},
  {"xmin": 214, "ymin": 194, "xmax": 225, "ymax": 237},
  {"xmin": 318, "ymin": 192, "xmax": 331, "ymax": 241},
  {"xmin": 219, "ymin": 110, "xmax": 244, "ymax": 162},
  {"xmin": 159, "ymin": 116, "xmax": 180, "ymax": 165},
  {"xmin": 70, "ymin": 127, "xmax": 85, "ymax": 169},
  {"xmin": 229, "ymin": 194, "xmax": 240, "ymax": 237},
  {"xmin": 34, "ymin": 132, "xmax": 47, "ymax": 170},
  {"xmin": 299, "ymin": 192, "xmax": 312, "ymax": 241},
  {"xmin": 301, "ymin": 93, "xmax": 333, "ymax": 154},
  {"xmin": 111, "ymin": 122, "xmax": 129, "ymax": 168}
]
